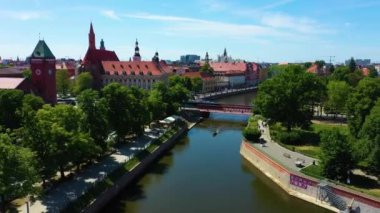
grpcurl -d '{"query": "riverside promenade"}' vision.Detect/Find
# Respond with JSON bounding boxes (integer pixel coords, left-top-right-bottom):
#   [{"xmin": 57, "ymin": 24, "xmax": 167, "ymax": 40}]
[
  {"xmin": 241, "ymin": 120, "xmax": 380, "ymax": 213},
  {"xmin": 18, "ymin": 123, "xmax": 193, "ymax": 213}
]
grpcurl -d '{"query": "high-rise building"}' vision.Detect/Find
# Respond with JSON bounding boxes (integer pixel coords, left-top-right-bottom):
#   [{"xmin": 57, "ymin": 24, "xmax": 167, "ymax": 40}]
[{"xmin": 180, "ymin": 54, "xmax": 200, "ymax": 64}]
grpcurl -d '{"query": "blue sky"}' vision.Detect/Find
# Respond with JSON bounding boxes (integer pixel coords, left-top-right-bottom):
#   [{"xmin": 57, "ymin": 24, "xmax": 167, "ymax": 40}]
[{"xmin": 1, "ymin": 0, "xmax": 380, "ymax": 63}]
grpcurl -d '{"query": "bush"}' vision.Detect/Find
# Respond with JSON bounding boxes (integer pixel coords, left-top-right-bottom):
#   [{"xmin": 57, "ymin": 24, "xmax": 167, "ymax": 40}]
[
  {"xmin": 278, "ymin": 131, "xmax": 302, "ymax": 145},
  {"xmin": 243, "ymin": 127, "xmax": 261, "ymax": 142}
]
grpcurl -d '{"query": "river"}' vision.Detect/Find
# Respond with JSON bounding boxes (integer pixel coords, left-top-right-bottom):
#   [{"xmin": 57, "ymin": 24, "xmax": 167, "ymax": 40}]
[{"xmin": 102, "ymin": 92, "xmax": 329, "ymax": 213}]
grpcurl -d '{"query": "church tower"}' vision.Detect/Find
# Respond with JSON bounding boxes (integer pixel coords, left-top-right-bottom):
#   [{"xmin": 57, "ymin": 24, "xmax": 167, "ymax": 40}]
[
  {"xmin": 30, "ymin": 40, "xmax": 57, "ymax": 104},
  {"xmin": 89, "ymin": 23, "xmax": 96, "ymax": 49},
  {"xmin": 133, "ymin": 39, "xmax": 141, "ymax": 62},
  {"xmin": 100, "ymin": 39, "xmax": 105, "ymax": 50}
]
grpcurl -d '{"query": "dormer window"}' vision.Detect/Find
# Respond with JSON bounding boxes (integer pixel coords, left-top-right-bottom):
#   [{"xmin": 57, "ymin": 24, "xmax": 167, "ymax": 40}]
[
  {"xmin": 123, "ymin": 71, "xmax": 127, "ymax": 75},
  {"xmin": 145, "ymin": 65, "xmax": 149, "ymax": 69},
  {"xmin": 147, "ymin": 71, "xmax": 152, "ymax": 76},
  {"xmin": 137, "ymin": 65, "xmax": 140, "ymax": 69},
  {"xmin": 120, "ymin": 64, "xmax": 124, "ymax": 69},
  {"xmin": 128, "ymin": 65, "xmax": 132, "ymax": 69},
  {"xmin": 139, "ymin": 71, "xmax": 144, "ymax": 75},
  {"xmin": 131, "ymin": 70, "xmax": 135, "ymax": 75},
  {"xmin": 112, "ymin": 64, "xmax": 116, "ymax": 69}
]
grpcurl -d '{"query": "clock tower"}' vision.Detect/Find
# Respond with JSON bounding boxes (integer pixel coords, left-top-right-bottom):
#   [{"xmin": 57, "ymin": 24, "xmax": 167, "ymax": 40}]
[{"xmin": 30, "ymin": 40, "xmax": 57, "ymax": 104}]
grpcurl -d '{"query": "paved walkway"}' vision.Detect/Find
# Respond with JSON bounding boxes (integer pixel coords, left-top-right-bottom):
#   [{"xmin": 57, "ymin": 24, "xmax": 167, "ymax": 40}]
[
  {"xmin": 252, "ymin": 120, "xmax": 317, "ymax": 172},
  {"xmin": 18, "ymin": 128, "xmax": 167, "ymax": 213}
]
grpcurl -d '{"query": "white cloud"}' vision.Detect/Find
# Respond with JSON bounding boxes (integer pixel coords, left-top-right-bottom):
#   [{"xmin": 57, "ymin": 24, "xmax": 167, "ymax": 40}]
[
  {"xmin": 101, "ymin": 10, "xmax": 120, "ymax": 20},
  {"xmin": 123, "ymin": 12, "xmax": 287, "ymax": 42},
  {"xmin": 0, "ymin": 10, "xmax": 46, "ymax": 20},
  {"xmin": 260, "ymin": 13, "xmax": 330, "ymax": 34}
]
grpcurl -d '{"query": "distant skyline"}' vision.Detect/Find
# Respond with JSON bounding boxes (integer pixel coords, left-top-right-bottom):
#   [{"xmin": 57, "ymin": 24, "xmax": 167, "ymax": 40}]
[{"xmin": 1, "ymin": 0, "xmax": 380, "ymax": 63}]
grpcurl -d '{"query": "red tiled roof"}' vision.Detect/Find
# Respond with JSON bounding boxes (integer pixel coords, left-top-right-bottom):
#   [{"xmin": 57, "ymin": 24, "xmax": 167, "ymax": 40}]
[
  {"xmin": 209, "ymin": 62, "xmax": 247, "ymax": 74},
  {"xmin": 181, "ymin": 72, "xmax": 213, "ymax": 80},
  {"xmin": 101, "ymin": 61, "xmax": 170, "ymax": 76},
  {"xmin": 0, "ymin": 77, "xmax": 25, "ymax": 89},
  {"xmin": 82, "ymin": 48, "xmax": 119, "ymax": 65},
  {"xmin": 307, "ymin": 64, "xmax": 318, "ymax": 73},
  {"xmin": 362, "ymin": 68, "xmax": 369, "ymax": 76}
]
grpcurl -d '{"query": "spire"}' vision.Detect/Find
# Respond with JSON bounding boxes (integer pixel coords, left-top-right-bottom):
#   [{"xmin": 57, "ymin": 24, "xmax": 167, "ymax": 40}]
[
  {"xmin": 133, "ymin": 39, "xmax": 141, "ymax": 61},
  {"xmin": 152, "ymin": 51, "xmax": 159, "ymax": 63},
  {"xmin": 223, "ymin": 48, "xmax": 228, "ymax": 62},
  {"xmin": 100, "ymin": 39, "xmax": 105, "ymax": 50},
  {"xmin": 134, "ymin": 39, "xmax": 140, "ymax": 54},
  {"xmin": 205, "ymin": 52, "xmax": 209, "ymax": 64},
  {"xmin": 89, "ymin": 22, "xmax": 96, "ymax": 49},
  {"xmin": 90, "ymin": 22, "xmax": 94, "ymax": 35}
]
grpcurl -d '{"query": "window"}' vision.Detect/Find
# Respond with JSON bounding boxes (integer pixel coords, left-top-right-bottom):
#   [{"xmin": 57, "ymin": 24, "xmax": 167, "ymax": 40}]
[
  {"xmin": 128, "ymin": 64, "xmax": 132, "ymax": 69},
  {"xmin": 112, "ymin": 64, "xmax": 116, "ymax": 69},
  {"xmin": 145, "ymin": 64, "xmax": 149, "ymax": 69},
  {"xmin": 120, "ymin": 64, "xmax": 124, "ymax": 69}
]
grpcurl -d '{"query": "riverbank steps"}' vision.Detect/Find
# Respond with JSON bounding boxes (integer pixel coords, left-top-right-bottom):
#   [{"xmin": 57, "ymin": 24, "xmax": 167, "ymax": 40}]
[{"xmin": 240, "ymin": 141, "xmax": 380, "ymax": 213}]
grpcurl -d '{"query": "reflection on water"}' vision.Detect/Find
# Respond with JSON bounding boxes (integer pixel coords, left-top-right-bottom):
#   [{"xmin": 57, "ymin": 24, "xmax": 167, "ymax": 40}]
[{"xmin": 102, "ymin": 92, "xmax": 330, "ymax": 213}]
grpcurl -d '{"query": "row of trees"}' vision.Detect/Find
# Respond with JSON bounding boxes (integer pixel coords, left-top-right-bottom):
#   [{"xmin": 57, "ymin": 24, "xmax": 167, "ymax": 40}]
[
  {"xmin": 0, "ymin": 74, "xmax": 199, "ymax": 209},
  {"xmin": 254, "ymin": 64, "xmax": 380, "ymax": 180}
]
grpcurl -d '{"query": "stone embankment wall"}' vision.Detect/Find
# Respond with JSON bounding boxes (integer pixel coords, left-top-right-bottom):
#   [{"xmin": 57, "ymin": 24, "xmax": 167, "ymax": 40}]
[
  {"xmin": 84, "ymin": 127, "xmax": 187, "ymax": 213},
  {"xmin": 240, "ymin": 141, "xmax": 380, "ymax": 213}
]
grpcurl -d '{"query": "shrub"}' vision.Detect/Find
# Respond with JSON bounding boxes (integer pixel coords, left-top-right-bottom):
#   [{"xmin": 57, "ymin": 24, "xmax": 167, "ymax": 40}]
[
  {"xmin": 243, "ymin": 127, "xmax": 261, "ymax": 142},
  {"xmin": 278, "ymin": 131, "xmax": 302, "ymax": 145}
]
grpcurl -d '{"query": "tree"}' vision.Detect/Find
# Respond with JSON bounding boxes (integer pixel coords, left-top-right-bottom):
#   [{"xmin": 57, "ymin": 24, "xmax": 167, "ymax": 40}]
[
  {"xmin": 325, "ymin": 81, "xmax": 351, "ymax": 116},
  {"xmin": 320, "ymin": 129, "xmax": 355, "ymax": 181},
  {"xmin": 0, "ymin": 89, "xmax": 24, "ymax": 129},
  {"xmin": 330, "ymin": 66, "xmax": 350, "ymax": 82},
  {"xmin": 346, "ymin": 70, "xmax": 364, "ymax": 87},
  {"xmin": 22, "ymin": 69, "xmax": 32, "ymax": 80},
  {"xmin": 102, "ymin": 83, "xmax": 131, "ymax": 142},
  {"xmin": 147, "ymin": 89, "xmax": 167, "ymax": 121},
  {"xmin": 368, "ymin": 66, "xmax": 378, "ymax": 78},
  {"xmin": 199, "ymin": 63, "xmax": 214, "ymax": 74},
  {"xmin": 72, "ymin": 72, "xmax": 93, "ymax": 95},
  {"xmin": 346, "ymin": 78, "xmax": 380, "ymax": 137},
  {"xmin": 191, "ymin": 77, "xmax": 203, "ymax": 93},
  {"xmin": 358, "ymin": 100, "xmax": 380, "ymax": 174},
  {"xmin": 315, "ymin": 60, "xmax": 326, "ymax": 69},
  {"xmin": 254, "ymin": 65, "xmax": 325, "ymax": 131},
  {"xmin": 242, "ymin": 127, "xmax": 261, "ymax": 142},
  {"xmin": 0, "ymin": 133, "xmax": 38, "ymax": 211},
  {"xmin": 77, "ymin": 89, "xmax": 110, "ymax": 153},
  {"xmin": 349, "ymin": 57, "xmax": 356, "ymax": 72},
  {"xmin": 56, "ymin": 69, "xmax": 71, "ymax": 97},
  {"xmin": 35, "ymin": 104, "xmax": 99, "ymax": 178},
  {"xmin": 128, "ymin": 87, "xmax": 149, "ymax": 136},
  {"xmin": 303, "ymin": 62, "xmax": 312, "ymax": 69}
]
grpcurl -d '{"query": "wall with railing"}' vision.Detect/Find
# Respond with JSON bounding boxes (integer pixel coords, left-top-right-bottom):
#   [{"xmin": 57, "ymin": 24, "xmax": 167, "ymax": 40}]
[{"xmin": 241, "ymin": 141, "xmax": 380, "ymax": 212}]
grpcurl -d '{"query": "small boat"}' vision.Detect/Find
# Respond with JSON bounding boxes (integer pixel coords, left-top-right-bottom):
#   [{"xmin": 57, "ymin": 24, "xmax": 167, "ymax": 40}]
[{"xmin": 213, "ymin": 128, "xmax": 219, "ymax": 137}]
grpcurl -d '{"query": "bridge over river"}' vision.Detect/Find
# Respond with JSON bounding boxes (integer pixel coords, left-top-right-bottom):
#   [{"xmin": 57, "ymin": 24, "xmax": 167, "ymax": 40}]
[{"xmin": 102, "ymin": 91, "xmax": 329, "ymax": 213}]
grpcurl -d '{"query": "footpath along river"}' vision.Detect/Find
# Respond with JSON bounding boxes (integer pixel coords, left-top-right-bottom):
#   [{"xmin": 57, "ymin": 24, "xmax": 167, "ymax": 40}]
[{"xmin": 102, "ymin": 92, "xmax": 330, "ymax": 213}]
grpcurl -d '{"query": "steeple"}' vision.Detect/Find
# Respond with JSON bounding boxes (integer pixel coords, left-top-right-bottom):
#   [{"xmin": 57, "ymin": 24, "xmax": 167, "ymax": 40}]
[
  {"xmin": 134, "ymin": 39, "xmax": 140, "ymax": 56},
  {"xmin": 89, "ymin": 22, "xmax": 96, "ymax": 49},
  {"xmin": 223, "ymin": 48, "xmax": 228, "ymax": 62},
  {"xmin": 133, "ymin": 39, "xmax": 141, "ymax": 61},
  {"xmin": 152, "ymin": 51, "xmax": 159, "ymax": 63},
  {"xmin": 100, "ymin": 39, "xmax": 105, "ymax": 50},
  {"xmin": 205, "ymin": 52, "xmax": 209, "ymax": 64}
]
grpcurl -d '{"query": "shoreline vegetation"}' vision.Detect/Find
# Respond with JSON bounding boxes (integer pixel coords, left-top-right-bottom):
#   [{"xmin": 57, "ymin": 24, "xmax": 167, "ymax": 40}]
[{"xmin": 62, "ymin": 126, "xmax": 182, "ymax": 212}]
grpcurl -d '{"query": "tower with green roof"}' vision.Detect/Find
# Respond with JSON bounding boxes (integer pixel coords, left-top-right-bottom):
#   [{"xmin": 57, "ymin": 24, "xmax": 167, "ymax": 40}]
[{"xmin": 30, "ymin": 40, "xmax": 57, "ymax": 104}]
